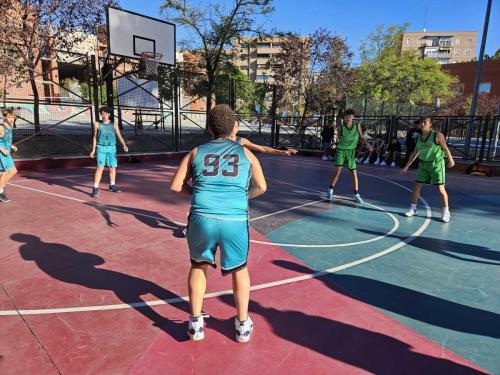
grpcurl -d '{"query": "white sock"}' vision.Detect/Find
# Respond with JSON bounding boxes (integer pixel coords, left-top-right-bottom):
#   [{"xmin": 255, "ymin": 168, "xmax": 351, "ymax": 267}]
[
  {"xmin": 410, "ymin": 204, "xmax": 417, "ymax": 210},
  {"xmin": 110, "ymin": 181, "xmax": 115, "ymax": 186},
  {"xmin": 93, "ymin": 183, "xmax": 99, "ymax": 188},
  {"xmin": 443, "ymin": 207, "xmax": 449, "ymax": 212}
]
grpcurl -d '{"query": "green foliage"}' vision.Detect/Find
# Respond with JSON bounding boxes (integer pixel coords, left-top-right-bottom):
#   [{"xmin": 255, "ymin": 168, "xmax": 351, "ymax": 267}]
[{"xmin": 354, "ymin": 24, "xmax": 456, "ymax": 106}]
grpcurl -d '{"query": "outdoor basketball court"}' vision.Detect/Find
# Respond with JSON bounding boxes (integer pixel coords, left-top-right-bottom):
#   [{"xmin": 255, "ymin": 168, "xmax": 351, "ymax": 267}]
[{"xmin": 1, "ymin": 155, "xmax": 499, "ymax": 374}]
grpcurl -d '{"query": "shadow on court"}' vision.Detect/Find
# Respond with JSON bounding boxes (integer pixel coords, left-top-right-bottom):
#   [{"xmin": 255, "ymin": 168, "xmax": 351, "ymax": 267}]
[
  {"xmin": 12, "ymin": 233, "xmax": 189, "ymax": 341},
  {"xmin": 216, "ymin": 293, "xmax": 484, "ymax": 374},
  {"xmin": 273, "ymin": 259, "xmax": 500, "ymax": 340},
  {"xmin": 86, "ymin": 203, "xmax": 185, "ymax": 237},
  {"xmin": 358, "ymin": 228, "xmax": 500, "ymax": 266}
]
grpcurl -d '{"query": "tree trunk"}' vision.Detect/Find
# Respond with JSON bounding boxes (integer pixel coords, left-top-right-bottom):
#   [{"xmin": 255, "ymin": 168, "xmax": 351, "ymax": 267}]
[
  {"xmin": 205, "ymin": 89, "xmax": 213, "ymax": 132},
  {"xmin": 29, "ymin": 69, "xmax": 41, "ymax": 133}
]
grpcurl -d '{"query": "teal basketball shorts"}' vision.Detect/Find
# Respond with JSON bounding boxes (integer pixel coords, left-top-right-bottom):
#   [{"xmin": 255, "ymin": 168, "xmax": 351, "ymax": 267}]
[
  {"xmin": 0, "ymin": 152, "xmax": 15, "ymax": 171},
  {"xmin": 96, "ymin": 145, "xmax": 117, "ymax": 168},
  {"xmin": 187, "ymin": 213, "xmax": 249, "ymax": 276}
]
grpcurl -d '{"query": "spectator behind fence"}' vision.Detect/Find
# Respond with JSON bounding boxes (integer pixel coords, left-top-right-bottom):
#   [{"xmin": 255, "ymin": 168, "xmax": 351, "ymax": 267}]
[
  {"xmin": 405, "ymin": 120, "xmax": 422, "ymax": 168},
  {"xmin": 381, "ymin": 138, "xmax": 401, "ymax": 167},
  {"xmin": 362, "ymin": 137, "xmax": 385, "ymax": 165},
  {"xmin": 321, "ymin": 123, "xmax": 335, "ymax": 160}
]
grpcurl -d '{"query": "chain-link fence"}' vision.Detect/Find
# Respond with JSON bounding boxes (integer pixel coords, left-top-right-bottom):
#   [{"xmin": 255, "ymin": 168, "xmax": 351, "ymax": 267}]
[{"xmin": 1, "ymin": 50, "xmax": 499, "ymax": 163}]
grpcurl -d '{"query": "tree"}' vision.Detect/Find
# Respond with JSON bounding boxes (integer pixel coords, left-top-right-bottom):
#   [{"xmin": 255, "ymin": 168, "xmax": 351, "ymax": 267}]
[
  {"xmin": 0, "ymin": 0, "xmax": 116, "ymax": 131},
  {"xmin": 438, "ymin": 93, "xmax": 500, "ymax": 116},
  {"xmin": 271, "ymin": 29, "xmax": 354, "ymax": 119},
  {"xmin": 161, "ymin": 0, "xmax": 273, "ymax": 128},
  {"xmin": 359, "ymin": 23, "xmax": 409, "ymax": 62},
  {"xmin": 484, "ymin": 48, "xmax": 500, "ymax": 60},
  {"xmin": 354, "ymin": 24, "xmax": 456, "ymax": 107}
]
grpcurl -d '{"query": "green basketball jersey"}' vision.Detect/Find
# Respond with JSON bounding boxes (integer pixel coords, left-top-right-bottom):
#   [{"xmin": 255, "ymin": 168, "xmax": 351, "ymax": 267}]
[
  {"xmin": 416, "ymin": 131, "xmax": 444, "ymax": 162},
  {"xmin": 337, "ymin": 123, "xmax": 359, "ymax": 150}
]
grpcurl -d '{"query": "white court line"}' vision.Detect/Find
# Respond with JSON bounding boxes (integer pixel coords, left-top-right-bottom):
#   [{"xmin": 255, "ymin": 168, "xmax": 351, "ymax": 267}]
[
  {"xmin": 259, "ymin": 156, "xmax": 498, "ymax": 184},
  {"xmin": 13, "ymin": 166, "xmax": 178, "ymax": 183},
  {"xmin": 0, "ymin": 173, "xmax": 431, "ymax": 315}
]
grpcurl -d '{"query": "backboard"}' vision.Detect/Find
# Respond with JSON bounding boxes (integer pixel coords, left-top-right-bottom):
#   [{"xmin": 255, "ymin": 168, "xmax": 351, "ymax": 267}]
[{"xmin": 106, "ymin": 6, "xmax": 176, "ymax": 66}]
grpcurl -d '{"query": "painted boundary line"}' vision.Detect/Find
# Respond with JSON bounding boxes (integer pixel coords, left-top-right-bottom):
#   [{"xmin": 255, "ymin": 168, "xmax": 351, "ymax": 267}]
[{"xmin": 0, "ymin": 173, "xmax": 431, "ymax": 315}]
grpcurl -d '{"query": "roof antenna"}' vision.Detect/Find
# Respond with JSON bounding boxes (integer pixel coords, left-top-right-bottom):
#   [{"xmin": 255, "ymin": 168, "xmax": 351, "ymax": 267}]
[{"xmin": 423, "ymin": 1, "xmax": 429, "ymax": 32}]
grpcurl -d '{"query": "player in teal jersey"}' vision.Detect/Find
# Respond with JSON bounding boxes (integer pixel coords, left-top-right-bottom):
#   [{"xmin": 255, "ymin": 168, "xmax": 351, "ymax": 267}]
[
  {"xmin": 0, "ymin": 107, "xmax": 18, "ymax": 203},
  {"xmin": 326, "ymin": 109, "xmax": 371, "ymax": 203},
  {"xmin": 171, "ymin": 105, "xmax": 267, "ymax": 343},
  {"xmin": 401, "ymin": 117, "xmax": 455, "ymax": 222},
  {"xmin": 89, "ymin": 106, "xmax": 128, "ymax": 198}
]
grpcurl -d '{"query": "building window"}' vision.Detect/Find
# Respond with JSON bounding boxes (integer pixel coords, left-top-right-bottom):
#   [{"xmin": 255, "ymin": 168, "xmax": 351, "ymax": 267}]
[
  {"xmin": 240, "ymin": 55, "xmax": 247, "ymax": 61},
  {"xmin": 455, "ymin": 38, "xmax": 461, "ymax": 45},
  {"xmin": 465, "ymin": 49, "xmax": 471, "ymax": 55},
  {"xmin": 467, "ymin": 37, "xmax": 473, "ymax": 44},
  {"xmin": 272, "ymin": 42, "xmax": 281, "ymax": 48},
  {"xmin": 479, "ymin": 82, "xmax": 491, "ymax": 93},
  {"xmin": 454, "ymin": 50, "xmax": 460, "ymax": 56},
  {"xmin": 257, "ymin": 53, "xmax": 270, "ymax": 59},
  {"xmin": 241, "ymin": 66, "xmax": 248, "ymax": 70},
  {"xmin": 256, "ymin": 74, "xmax": 269, "ymax": 81},
  {"xmin": 406, "ymin": 38, "xmax": 412, "ymax": 45},
  {"xmin": 258, "ymin": 43, "xmax": 271, "ymax": 48}
]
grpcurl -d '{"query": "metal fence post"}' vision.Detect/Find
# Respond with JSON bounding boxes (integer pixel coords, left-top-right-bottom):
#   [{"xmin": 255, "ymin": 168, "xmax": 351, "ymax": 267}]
[
  {"xmin": 90, "ymin": 55, "xmax": 100, "ymax": 125},
  {"xmin": 478, "ymin": 116, "xmax": 490, "ymax": 162},
  {"xmin": 173, "ymin": 79, "xmax": 181, "ymax": 152}
]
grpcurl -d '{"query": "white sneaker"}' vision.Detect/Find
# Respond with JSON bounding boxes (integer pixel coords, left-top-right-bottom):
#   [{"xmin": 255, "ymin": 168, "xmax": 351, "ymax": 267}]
[
  {"xmin": 405, "ymin": 208, "xmax": 417, "ymax": 217},
  {"xmin": 390, "ymin": 162, "xmax": 396, "ymax": 167},
  {"xmin": 363, "ymin": 158, "xmax": 370, "ymax": 164},
  {"xmin": 188, "ymin": 315, "xmax": 205, "ymax": 341},
  {"xmin": 442, "ymin": 210, "xmax": 450, "ymax": 223},
  {"xmin": 235, "ymin": 316, "xmax": 254, "ymax": 343},
  {"xmin": 374, "ymin": 159, "xmax": 380, "ymax": 165},
  {"xmin": 322, "ymin": 155, "xmax": 329, "ymax": 161},
  {"xmin": 380, "ymin": 161, "xmax": 387, "ymax": 166},
  {"xmin": 356, "ymin": 158, "xmax": 361, "ymax": 163}
]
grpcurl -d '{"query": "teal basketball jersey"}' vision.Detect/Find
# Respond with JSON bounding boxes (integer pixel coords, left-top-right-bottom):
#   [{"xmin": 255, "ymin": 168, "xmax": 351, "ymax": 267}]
[
  {"xmin": 191, "ymin": 139, "xmax": 252, "ymax": 219},
  {"xmin": 97, "ymin": 122, "xmax": 116, "ymax": 147},
  {"xmin": 0, "ymin": 124, "xmax": 12, "ymax": 149}
]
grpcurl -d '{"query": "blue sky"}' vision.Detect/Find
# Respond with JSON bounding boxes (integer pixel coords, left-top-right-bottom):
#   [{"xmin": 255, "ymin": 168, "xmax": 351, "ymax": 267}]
[{"xmin": 120, "ymin": 0, "xmax": 499, "ymax": 63}]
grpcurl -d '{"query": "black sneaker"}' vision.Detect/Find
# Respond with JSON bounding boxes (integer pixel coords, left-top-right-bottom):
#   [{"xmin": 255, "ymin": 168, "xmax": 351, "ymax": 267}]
[
  {"xmin": 109, "ymin": 185, "xmax": 122, "ymax": 193},
  {"xmin": 0, "ymin": 192, "xmax": 10, "ymax": 202},
  {"xmin": 90, "ymin": 187, "xmax": 99, "ymax": 198}
]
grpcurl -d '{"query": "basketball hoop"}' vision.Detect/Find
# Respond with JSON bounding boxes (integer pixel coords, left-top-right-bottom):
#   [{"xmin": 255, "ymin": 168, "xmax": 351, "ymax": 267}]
[{"xmin": 140, "ymin": 51, "xmax": 163, "ymax": 76}]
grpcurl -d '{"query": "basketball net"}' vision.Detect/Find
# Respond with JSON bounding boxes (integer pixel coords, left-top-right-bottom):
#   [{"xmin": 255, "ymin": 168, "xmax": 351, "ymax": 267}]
[{"xmin": 140, "ymin": 52, "xmax": 163, "ymax": 76}]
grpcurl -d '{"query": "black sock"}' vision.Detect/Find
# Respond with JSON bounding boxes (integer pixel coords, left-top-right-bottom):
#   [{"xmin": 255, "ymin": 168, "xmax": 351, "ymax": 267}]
[
  {"xmin": 329, "ymin": 185, "xmax": 335, "ymax": 190},
  {"xmin": 354, "ymin": 190, "xmax": 359, "ymax": 195}
]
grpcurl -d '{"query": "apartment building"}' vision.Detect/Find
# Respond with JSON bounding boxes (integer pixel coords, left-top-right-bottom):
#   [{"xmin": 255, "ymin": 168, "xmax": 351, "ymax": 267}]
[
  {"xmin": 233, "ymin": 36, "xmax": 309, "ymax": 82},
  {"xmin": 401, "ymin": 31, "xmax": 478, "ymax": 64}
]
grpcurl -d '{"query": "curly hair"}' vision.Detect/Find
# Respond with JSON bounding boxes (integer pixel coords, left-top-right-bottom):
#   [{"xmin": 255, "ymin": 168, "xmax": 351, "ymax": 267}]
[
  {"xmin": 343, "ymin": 108, "xmax": 355, "ymax": 117},
  {"xmin": 208, "ymin": 104, "xmax": 236, "ymax": 138},
  {"xmin": 2, "ymin": 107, "xmax": 15, "ymax": 117}
]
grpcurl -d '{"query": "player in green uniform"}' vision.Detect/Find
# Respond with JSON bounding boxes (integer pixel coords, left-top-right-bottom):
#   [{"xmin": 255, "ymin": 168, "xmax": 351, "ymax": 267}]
[
  {"xmin": 401, "ymin": 117, "xmax": 455, "ymax": 222},
  {"xmin": 326, "ymin": 109, "xmax": 371, "ymax": 203}
]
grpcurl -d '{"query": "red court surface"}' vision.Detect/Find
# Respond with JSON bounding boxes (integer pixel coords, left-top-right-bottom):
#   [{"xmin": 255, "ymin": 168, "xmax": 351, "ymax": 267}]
[{"xmin": 0, "ymin": 159, "xmax": 492, "ymax": 374}]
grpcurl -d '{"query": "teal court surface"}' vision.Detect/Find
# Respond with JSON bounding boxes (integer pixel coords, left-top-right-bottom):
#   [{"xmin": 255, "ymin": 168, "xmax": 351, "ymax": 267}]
[{"xmin": 0, "ymin": 155, "xmax": 499, "ymax": 374}]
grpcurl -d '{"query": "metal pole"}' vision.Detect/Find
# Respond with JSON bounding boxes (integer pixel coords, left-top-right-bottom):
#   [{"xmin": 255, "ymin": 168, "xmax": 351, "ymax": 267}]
[
  {"xmin": 90, "ymin": 55, "xmax": 100, "ymax": 123},
  {"xmin": 173, "ymin": 80, "xmax": 181, "ymax": 152},
  {"xmin": 465, "ymin": 0, "xmax": 492, "ymax": 156}
]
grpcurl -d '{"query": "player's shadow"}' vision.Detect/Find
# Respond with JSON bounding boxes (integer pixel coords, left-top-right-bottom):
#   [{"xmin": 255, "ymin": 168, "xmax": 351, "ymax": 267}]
[
  {"xmin": 273, "ymin": 259, "xmax": 500, "ymax": 340},
  {"xmin": 358, "ymin": 228, "xmax": 500, "ymax": 266},
  {"xmin": 12, "ymin": 233, "xmax": 189, "ymax": 341},
  {"xmin": 86, "ymin": 203, "xmax": 186, "ymax": 237},
  {"xmin": 216, "ymin": 293, "xmax": 483, "ymax": 374}
]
